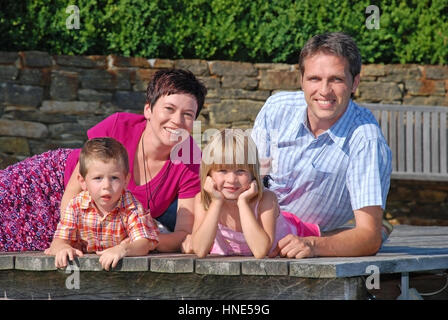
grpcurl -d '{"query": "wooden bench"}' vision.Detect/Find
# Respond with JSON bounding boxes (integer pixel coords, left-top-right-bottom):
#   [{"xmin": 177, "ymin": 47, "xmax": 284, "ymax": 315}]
[
  {"xmin": 361, "ymin": 103, "xmax": 448, "ymax": 181},
  {"xmin": 1, "ymin": 225, "xmax": 448, "ymax": 300}
]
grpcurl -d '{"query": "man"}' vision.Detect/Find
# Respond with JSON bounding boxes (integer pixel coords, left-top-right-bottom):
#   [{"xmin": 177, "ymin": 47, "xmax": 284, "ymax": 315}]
[{"xmin": 251, "ymin": 32, "xmax": 392, "ymax": 258}]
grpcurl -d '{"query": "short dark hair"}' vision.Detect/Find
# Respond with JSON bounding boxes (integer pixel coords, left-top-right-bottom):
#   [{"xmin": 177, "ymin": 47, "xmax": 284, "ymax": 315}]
[
  {"xmin": 79, "ymin": 137, "xmax": 129, "ymax": 177},
  {"xmin": 146, "ymin": 69, "xmax": 207, "ymax": 118},
  {"xmin": 299, "ymin": 32, "xmax": 362, "ymax": 81}
]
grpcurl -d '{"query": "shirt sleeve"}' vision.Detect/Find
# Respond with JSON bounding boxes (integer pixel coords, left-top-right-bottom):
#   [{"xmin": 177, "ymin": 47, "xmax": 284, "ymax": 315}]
[
  {"xmin": 126, "ymin": 200, "xmax": 160, "ymax": 243},
  {"xmin": 53, "ymin": 197, "xmax": 79, "ymax": 241},
  {"xmin": 346, "ymin": 138, "xmax": 392, "ymax": 210}
]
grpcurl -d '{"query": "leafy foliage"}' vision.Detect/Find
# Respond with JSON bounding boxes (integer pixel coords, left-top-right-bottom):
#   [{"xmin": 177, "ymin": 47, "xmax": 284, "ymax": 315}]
[{"xmin": 0, "ymin": 0, "xmax": 446, "ymax": 64}]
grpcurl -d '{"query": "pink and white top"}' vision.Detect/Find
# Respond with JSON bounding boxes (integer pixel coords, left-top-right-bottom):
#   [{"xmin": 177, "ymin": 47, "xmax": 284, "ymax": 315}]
[
  {"xmin": 210, "ymin": 201, "xmax": 321, "ymax": 256},
  {"xmin": 64, "ymin": 112, "xmax": 201, "ymax": 218}
]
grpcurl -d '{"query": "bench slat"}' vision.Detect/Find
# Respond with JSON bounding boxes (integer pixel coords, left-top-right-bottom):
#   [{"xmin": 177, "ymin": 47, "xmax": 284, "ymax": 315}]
[
  {"xmin": 441, "ymin": 112, "xmax": 447, "ymax": 174},
  {"xmin": 423, "ymin": 112, "xmax": 431, "ymax": 173},
  {"xmin": 381, "ymin": 110, "xmax": 389, "ymax": 142},
  {"xmin": 432, "ymin": 112, "xmax": 440, "ymax": 172},
  {"xmin": 406, "ymin": 111, "xmax": 414, "ymax": 172},
  {"xmin": 390, "ymin": 111, "xmax": 397, "ymax": 172},
  {"xmin": 398, "ymin": 111, "xmax": 405, "ymax": 172},
  {"xmin": 414, "ymin": 111, "xmax": 422, "ymax": 173}
]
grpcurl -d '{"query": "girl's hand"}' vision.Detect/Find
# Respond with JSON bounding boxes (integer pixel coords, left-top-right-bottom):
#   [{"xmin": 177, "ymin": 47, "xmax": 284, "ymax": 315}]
[
  {"xmin": 238, "ymin": 180, "xmax": 258, "ymax": 204},
  {"xmin": 204, "ymin": 176, "xmax": 224, "ymax": 201},
  {"xmin": 181, "ymin": 234, "xmax": 194, "ymax": 254}
]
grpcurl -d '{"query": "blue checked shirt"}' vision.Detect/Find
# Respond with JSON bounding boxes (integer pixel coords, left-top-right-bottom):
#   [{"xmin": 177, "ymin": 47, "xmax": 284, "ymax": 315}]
[{"xmin": 251, "ymin": 91, "xmax": 392, "ymax": 232}]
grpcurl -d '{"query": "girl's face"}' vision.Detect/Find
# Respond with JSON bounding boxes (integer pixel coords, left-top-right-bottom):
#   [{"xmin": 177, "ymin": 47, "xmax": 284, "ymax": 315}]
[{"xmin": 209, "ymin": 167, "xmax": 253, "ymax": 200}]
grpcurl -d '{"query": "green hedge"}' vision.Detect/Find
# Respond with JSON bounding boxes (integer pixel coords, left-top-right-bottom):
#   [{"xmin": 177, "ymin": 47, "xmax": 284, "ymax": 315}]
[{"xmin": 1, "ymin": 0, "xmax": 447, "ymax": 64}]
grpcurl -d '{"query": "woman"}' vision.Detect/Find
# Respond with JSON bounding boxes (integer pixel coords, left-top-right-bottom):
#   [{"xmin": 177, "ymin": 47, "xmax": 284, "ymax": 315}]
[{"xmin": 0, "ymin": 69, "xmax": 207, "ymax": 253}]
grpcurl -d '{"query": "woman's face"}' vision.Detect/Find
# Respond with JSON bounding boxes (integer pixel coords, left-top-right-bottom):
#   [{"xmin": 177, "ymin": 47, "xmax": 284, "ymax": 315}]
[{"xmin": 144, "ymin": 93, "xmax": 198, "ymax": 148}]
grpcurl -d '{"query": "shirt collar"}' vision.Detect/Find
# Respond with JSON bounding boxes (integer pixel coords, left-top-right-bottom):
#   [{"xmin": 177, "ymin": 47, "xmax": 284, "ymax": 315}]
[
  {"xmin": 327, "ymin": 100, "xmax": 356, "ymax": 150},
  {"xmin": 80, "ymin": 190, "xmax": 135, "ymax": 213},
  {"xmin": 301, "ymin": 99, "xmax": 355, "ymax": 149}
]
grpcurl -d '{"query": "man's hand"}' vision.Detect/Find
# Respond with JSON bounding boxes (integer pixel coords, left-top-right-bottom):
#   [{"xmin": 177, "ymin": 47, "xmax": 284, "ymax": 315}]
[
  {"xmin": 269, "ymin": 234, "xmax": 317, "ymax": 259},
  {"xmin": 96, "ymin": 245, "xmax": 127, "ymax": 271}
]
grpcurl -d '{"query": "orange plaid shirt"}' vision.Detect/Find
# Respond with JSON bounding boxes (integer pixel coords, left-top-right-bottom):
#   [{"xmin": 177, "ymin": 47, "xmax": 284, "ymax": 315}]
[{"xmin": 54, "ymin": 190, "xmax": 159, "ymax": 253}]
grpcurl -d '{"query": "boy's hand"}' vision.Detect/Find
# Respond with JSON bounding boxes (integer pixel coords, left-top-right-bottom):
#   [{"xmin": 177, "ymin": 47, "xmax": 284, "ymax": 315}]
[
  {"xmin": 44, "ymin": 239, "xmax": 83, "ymax": 268},
  {"xmin": 53, "ymin": 247, "xmax": 83, "ymax": 269},
  {"xmin": 96, "ymin": 245, "xmax": 127, "ymax": 271},
  {"xmin": 204, "ymin": 176, "xmax": 224, "ymax": 201},
  {"xmin": 238, "ymin": 181, "xmax": 258, "ymax": 204}
]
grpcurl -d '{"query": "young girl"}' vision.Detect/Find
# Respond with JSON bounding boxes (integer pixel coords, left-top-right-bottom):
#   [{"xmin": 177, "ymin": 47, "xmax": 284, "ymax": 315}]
[{"xmin": 191, "ymin": 129, "xmax": 320, "ymax": 259}]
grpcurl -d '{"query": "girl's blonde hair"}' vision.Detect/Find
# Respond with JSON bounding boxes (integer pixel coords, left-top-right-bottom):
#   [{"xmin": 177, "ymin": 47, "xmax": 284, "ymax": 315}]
[{"xmin": 200, "ymin": 129, "xmax": 263, "ymax": 210}]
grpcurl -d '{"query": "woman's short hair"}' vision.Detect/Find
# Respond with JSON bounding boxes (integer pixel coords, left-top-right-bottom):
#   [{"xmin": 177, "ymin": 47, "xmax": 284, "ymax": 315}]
[
  {"xmin": 79, "ymin": 137, "xmax": 129, "ymax": 177},
  {"xmin": 146, "ymin": 69, "xmax": 207, "ymax": 118}
]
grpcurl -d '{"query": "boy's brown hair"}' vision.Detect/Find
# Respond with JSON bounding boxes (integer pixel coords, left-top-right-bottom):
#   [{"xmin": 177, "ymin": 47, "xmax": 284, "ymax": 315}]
[{"xmin": 79, "ymin": 137, "xmax": 129, "ymax": 178}]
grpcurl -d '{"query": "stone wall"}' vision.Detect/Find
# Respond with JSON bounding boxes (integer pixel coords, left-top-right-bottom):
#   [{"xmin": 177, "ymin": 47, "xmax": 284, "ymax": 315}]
[{"xmin": 1, "ymin": 51, "xmax": 448, "ymax": 223}]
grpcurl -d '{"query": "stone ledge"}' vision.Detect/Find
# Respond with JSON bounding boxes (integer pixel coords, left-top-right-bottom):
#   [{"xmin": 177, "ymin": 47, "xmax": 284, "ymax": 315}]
[
  {"xmin": 1, "ymin": 226, "xmax": 448, "ymax": 278},
  {"xmin": 0, "ymin": 254, "xmax": 14, "ymax": 270}
]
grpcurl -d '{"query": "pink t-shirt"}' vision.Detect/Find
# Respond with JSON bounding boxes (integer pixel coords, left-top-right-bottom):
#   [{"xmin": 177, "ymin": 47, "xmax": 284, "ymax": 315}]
[{"xmin": 64, "ymin": 112, "xmax": 201, "ymax": 218}]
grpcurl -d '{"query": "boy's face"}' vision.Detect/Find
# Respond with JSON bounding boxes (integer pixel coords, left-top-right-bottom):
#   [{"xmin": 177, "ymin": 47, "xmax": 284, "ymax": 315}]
[{"xmin": 78, "ymin": 159, "xmax": 130, "ymax": 215}]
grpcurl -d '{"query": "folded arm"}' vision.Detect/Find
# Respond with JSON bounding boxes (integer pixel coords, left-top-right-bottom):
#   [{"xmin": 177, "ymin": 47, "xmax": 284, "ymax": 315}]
[{"xmin": 270, "ymin": 206, "xmax": 383, "ymax": 258}]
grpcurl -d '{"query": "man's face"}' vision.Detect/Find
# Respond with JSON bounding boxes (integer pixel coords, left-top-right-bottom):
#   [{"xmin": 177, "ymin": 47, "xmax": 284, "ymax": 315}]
[{"xmin": 301, "ymin": 52, "xmax": 360, "ymax": 136}]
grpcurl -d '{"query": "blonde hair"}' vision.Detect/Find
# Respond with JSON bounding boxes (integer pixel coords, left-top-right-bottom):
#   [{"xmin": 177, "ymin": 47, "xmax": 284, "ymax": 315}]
[{"xmin": 200, "ymin": 129, "xmax": 263, "ymax": 210}]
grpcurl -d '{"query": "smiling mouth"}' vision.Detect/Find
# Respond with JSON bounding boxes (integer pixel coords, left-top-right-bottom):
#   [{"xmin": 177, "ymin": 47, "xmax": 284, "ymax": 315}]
[
  {"xmin": 223, "ymin": 187, "xmax": 239, "ymax": 192},
  {"xmin": 315, "ymin": 99, "xmax": 336, "ymax": 107},
  {"xmin": 165, "ymin": 128, "xmax": 182, "ymax": 135}
]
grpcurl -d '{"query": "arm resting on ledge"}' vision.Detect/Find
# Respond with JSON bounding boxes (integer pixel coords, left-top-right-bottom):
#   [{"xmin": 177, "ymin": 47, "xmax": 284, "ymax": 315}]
[{"xmin": 270, "ymin": 206, "xmax": 383, "ymax": 259}]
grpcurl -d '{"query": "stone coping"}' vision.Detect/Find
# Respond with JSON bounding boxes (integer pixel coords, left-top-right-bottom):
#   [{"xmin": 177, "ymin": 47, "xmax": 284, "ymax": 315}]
[{"xmin": 1, "ymin": 225, "xmax": 448, "ymax": 278}]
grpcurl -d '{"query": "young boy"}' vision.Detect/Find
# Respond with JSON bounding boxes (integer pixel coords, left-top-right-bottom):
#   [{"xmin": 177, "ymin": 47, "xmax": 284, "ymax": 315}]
[{"xmin": 44, "ymin": 137, "xmax": 159, "ymax": 270}]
